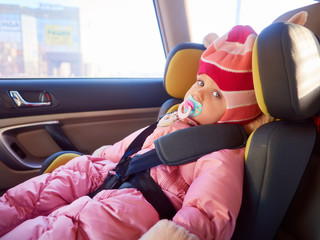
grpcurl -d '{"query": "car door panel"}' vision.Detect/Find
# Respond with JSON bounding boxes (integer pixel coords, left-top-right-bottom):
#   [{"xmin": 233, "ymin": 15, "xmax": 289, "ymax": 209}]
[
  {"xmin": 0, "ymin": 78, "xmax": 168, "ymax": 117},
  {"xmin": 0, "ymin": 78, "xmax": 169, "ymax": 193}
]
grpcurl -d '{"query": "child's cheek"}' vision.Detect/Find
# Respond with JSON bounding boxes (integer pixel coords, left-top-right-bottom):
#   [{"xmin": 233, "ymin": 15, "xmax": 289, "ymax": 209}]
[{"xmin": 184, "ymin": 90, "xmax": 192, "ymax": 101}]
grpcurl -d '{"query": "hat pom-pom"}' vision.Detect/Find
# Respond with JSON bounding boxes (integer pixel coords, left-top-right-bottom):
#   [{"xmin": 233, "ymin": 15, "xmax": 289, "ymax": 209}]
[{"xmin": 202, "ymin": 32, "xmax": 219, "ymax": 48}]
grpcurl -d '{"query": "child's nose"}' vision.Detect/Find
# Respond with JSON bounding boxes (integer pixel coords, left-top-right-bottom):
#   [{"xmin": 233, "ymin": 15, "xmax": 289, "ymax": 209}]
[{"xmin": 193, "ymin": 90, "xmax": 204, "ymax": 102}]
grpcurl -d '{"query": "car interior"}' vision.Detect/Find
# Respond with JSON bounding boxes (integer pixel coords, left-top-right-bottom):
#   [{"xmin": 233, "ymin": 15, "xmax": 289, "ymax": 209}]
[{"xmin": 0, "ymin": 0, "xmax": 319, "ymax": 239}]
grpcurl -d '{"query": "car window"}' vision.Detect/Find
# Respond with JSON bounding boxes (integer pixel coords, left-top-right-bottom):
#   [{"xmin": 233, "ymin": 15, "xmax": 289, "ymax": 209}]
[
  {"xmin": 187, "ymin": 0, "xmax": 315, "ymax": 43},
  {"xmin": 0, "ymin": 0, "xmax": 165, "ymax": 78}
]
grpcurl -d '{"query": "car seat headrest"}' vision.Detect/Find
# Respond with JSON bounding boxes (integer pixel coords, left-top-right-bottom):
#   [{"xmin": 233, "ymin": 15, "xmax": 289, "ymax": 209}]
[
  {"xmin": 164, "ymin": 43, "xmax": 205, "ymax": 99},
  {"xmin": 253, "ymin": 22, "xmax": 320, "ymax": 120}
]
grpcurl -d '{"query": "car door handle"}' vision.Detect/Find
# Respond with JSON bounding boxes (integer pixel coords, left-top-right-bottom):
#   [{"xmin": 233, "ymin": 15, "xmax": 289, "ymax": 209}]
[{"xmin": 9, "ymin": 90, "xmax": 52, "ymax": 107}]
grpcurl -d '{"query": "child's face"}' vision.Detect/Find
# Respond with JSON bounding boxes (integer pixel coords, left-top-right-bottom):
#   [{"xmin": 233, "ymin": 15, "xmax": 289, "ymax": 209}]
[{"xmin": 184, "ymin": 74, "xmax": 226, "ymax": 125}]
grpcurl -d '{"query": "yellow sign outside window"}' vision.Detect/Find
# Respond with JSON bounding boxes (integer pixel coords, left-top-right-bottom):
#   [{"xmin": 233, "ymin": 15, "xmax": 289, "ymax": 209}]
[{"xmin": 45, "ymin": 25, "xmax": 73, "ymax": 45}]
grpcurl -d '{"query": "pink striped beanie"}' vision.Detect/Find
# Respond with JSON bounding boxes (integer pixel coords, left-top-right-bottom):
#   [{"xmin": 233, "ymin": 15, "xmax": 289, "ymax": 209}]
[{"xmin": 198, "ymin": 25, "xmax": 261, "ymax": 124}]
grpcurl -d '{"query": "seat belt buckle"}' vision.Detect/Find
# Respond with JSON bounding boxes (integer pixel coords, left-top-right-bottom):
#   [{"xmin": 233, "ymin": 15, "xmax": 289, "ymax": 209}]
[
  {"xmin": 88, "ymin": 168, "xmax": 125, "ymax": 198},
  {"xmin": 105, "ymin": 167, "xmax": 129, "ymax": 189},
  {"xmin": 108, "ymin": 169, "xmax": 120, "ymax": 179}
]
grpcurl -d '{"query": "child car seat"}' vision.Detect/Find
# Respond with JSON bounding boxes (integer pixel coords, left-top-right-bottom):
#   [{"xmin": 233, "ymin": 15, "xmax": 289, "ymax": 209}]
[
  {"xmin": 40, "ymin": 150, "xmax": 83, "ymax": 174},
  {"xmin": 40, "ymin": 19, "xmax": 320, "ymax": 240},
  {"xmin": 40, "ymin": 20, "xmax": 320, "ymax": 239},
  {"xmin": 232, "ymin": 21, "xmax": 320, "ymax": 240}
]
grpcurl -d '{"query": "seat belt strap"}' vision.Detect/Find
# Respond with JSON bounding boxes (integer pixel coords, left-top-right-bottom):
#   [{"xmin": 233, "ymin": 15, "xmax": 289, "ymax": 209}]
[
  {"xmin": 119, "ymin": 122, "xmax": 158, "ymax": 162},
  {"xmin": 90, "ymin": 122, "xmax": 247, "ymax": 220},
  {"xmin": 88, "ymin": 122, "xmax": 158, "ymax": 198},
  {"xmin": 125, "ymin": 149, "xmax": 160, "ymax": 176},
  {"xmin": 126, "ymin": 124, "xmax": 247, "ymax": 176},
  {"xmin": 125, "ymin": 171, "xmax": 176, "ymax": 219},
  {"xmin": 156, "ymin": 123, "xmax": 247, "ymax": 165}
]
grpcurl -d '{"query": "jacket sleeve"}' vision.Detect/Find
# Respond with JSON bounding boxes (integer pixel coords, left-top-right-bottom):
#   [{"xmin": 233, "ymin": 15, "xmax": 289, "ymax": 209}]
[
  {"xmin": 173, "ymin": 148, "xmax": 245, "ymax": 240},
  {"xmin": 0, "ymin": 155, "xmax": 116, "ymax": 237},
  {"xmin": 0, "ymin": 126, "xmax": 148, "ymax": 237}
]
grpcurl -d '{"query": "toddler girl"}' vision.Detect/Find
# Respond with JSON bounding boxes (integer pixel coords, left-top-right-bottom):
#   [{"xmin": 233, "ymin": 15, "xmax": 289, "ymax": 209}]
[{"xmin": 0, "ymin": 25, "xmax": 261, "ymax": 240}]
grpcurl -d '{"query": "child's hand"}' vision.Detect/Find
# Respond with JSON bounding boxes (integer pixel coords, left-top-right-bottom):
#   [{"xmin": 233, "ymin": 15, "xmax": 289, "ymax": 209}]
[{"xmin": 91, "ymin": 145, "xmax": 111, "ymax": 157}]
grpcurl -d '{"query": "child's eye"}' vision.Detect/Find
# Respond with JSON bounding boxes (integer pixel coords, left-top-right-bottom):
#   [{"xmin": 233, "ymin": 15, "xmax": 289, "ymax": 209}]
[
  {"xmin": 213, "ymin": 91, "xmax": 221, "ymax": 98},
  {"xmin": 197, "ymin": 80, "xmax": 204, "ymax": 87}
]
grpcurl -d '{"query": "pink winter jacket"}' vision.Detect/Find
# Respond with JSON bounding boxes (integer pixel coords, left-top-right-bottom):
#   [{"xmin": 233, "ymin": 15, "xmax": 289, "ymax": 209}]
[{"xmin": 0, "ymin": 119, "xmax": 244, "ymax": 240}]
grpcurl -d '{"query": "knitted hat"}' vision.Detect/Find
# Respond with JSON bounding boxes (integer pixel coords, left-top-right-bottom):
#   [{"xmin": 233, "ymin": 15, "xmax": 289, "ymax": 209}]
[{"xmin": 198, "ymin": 25, "xmax": 261, "ymax": 124}]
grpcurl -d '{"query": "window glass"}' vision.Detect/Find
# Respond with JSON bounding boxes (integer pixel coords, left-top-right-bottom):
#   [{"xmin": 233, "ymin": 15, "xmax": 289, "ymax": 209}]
[
  {"xmin": 187, "ymin": 0, "xmax": 315, "ymax": 43},
  {"xmin": 0, "ymin": 0, "xmax": 165, "ymax": 78}
]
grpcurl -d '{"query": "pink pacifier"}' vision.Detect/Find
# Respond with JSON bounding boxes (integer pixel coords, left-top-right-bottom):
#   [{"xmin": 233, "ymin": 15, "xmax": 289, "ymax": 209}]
[{"xmin": 178, "ymin": 95, "xmax": 203, "ymax": 120}]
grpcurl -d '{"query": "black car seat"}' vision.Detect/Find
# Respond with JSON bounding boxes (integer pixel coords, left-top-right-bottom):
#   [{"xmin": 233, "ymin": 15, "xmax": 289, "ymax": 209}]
[
  {"xmin": 40, "ymin": 18, "xmax": 320, "ymax": 240},
  {"xmin": 232, "ymin": 21, "xmax": 320, "ymax": 240}
]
